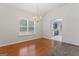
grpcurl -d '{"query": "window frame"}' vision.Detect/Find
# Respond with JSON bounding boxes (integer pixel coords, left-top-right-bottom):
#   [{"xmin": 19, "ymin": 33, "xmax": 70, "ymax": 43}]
[{"xmin": 19, "ymin": 18, "xmax": 35, "ymax": 36}]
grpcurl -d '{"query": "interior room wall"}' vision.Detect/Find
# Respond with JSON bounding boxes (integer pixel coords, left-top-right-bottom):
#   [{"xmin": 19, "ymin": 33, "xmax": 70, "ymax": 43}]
[
  {"xmin": 43, "ymin": 4, "xmax": 79, "ymax": 46},
  {"xmin": 0, "ymin": 4, "xmax": 42, "ymax": 46},
  {"xmin": 1, "ymin": 3, "xmax": 79, "ymax": 46}
]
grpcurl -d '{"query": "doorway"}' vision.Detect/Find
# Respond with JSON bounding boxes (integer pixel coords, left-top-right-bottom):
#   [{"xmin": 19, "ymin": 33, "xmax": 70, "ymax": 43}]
[{"xmin": 50, "ymin": 19, "xmax": 63, "ymax": 42}]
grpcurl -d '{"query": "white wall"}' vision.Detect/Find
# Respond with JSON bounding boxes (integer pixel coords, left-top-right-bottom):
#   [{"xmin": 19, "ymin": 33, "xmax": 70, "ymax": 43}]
[
  {"xmin": 1, "ymin": 3, "xmax": 79, "ymax": 46},
  {"xmin": 0, "ymin": 4, "xmax": 42, "ymax": 46},
  {"xmin": 43, "ymin": 4, "xmax": 79, "ymax": 46}
]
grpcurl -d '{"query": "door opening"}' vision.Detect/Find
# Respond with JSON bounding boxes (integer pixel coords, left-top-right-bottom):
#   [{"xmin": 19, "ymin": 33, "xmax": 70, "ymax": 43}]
[{"xmin": 50, "ymin": 19, "xmax": 63, "ymax": 42}]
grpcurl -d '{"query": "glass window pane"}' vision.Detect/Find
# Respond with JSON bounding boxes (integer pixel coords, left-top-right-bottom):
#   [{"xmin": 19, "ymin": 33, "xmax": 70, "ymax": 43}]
[
  {"xmin": 28, "ymin": 21, "xmax": 34, "ymax": 27},
  {"xmin": 28, "ymin": 27, "xmax": 34, "ymax": 32},
  {"xmin": 20, "ymin": 20, "xmax": 27, "ymax": 26},
  {"xmin": 19, "ymin": 19, "xmax": 35, "ymax": 35},
  {"xmin": 20, "ymin": 27, "xmax": 27, "ymax": 32}
]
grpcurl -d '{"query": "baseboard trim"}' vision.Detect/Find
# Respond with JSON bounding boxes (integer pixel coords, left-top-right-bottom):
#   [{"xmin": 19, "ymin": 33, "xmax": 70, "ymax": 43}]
[
  {"xmin": 62, "ymin": 41, "xmax": 79, "ymax": 47},
  {"xmin": 53, "ymin": 40, "xmax": 79, "ymax": 47},
  {"xmin": 0, "ymin": 37, "xmax": 42, "ymax": 47}
]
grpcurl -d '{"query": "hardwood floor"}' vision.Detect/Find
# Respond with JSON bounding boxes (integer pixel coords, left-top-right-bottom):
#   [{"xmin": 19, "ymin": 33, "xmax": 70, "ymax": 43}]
[{"xmin": 0, "ymin": 38, "xmax": 55, "ymax": 56}]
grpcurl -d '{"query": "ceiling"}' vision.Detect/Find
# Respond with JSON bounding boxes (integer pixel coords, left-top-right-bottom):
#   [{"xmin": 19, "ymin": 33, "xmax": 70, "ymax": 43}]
[{"xmin": 1, "ymin": 3, "xmax": 67, "ymax": 16}]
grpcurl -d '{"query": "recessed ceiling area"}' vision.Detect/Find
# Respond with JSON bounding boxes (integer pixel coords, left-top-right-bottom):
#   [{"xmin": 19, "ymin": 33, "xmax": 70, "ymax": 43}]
[{"xmin": 1, "ymin": 3, "xmax": 67, "ymax": 16}]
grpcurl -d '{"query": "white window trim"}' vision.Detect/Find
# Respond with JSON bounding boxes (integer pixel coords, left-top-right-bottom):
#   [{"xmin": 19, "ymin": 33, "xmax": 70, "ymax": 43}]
[{"xmin": 19, "ymin": 18, "xmax": 35, "ymax": 36}]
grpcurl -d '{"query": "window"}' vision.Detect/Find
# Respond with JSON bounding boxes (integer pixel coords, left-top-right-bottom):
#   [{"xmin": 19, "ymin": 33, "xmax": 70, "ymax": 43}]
[{"xmin": 19, "ymin": 18, "xmax": 35, "ymax": 35}]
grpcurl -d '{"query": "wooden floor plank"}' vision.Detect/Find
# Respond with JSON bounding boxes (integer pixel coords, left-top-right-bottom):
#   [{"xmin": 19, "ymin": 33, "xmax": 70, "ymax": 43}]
[{"xmin": 0, "ymin": 38, "xmax": 55, "ymax": 56}]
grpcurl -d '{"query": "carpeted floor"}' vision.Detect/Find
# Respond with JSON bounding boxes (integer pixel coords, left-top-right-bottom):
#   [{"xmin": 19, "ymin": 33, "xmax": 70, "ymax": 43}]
[{"xmin": 48, "ymin": 42, "xmax": 79, "ymax": 56}]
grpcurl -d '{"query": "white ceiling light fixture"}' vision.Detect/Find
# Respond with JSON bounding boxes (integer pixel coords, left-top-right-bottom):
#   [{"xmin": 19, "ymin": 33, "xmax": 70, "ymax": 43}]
[{"xmin": 33, "ymin": 3, "xmax": 42, "ymax": 23}]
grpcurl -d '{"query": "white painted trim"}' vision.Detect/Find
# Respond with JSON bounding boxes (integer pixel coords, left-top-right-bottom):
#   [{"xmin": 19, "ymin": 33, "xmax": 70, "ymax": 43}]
[
  {"xmin": 44, "ymin": 37, "xmax": 79, "ymax": 47},
  {"xmin": 62, "ymin": 40, "xmax": 79, "ymax": 46},
  {"xmin": 0, "ymin": 37, "xmax": 41, "ymax": 47},
  {"xmin": 1, "ymin": 37, "xmax": 74, "ymax": 47}
]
